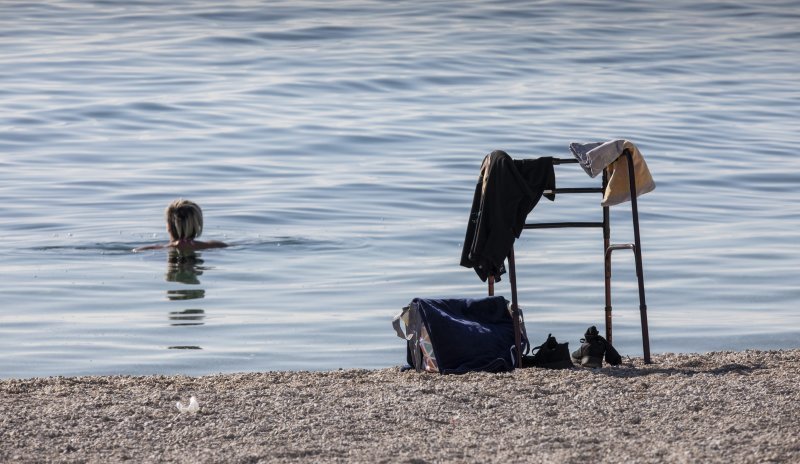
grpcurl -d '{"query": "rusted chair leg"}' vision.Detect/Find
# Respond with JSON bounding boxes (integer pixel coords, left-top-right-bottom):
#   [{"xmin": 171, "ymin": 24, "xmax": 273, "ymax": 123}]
[
  {"xmin": 625, "ymin": 150, "xmax": 652, "ymax": 364},
  {"xmin": 508, "ymin": 248, "xmax": 522, "ymax": 368}
]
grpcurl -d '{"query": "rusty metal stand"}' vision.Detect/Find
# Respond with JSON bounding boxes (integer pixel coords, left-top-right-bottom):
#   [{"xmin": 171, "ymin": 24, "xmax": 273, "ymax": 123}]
[{"xmin": 490, "ymin": 150, "xmax": 651, "ymax": 365}]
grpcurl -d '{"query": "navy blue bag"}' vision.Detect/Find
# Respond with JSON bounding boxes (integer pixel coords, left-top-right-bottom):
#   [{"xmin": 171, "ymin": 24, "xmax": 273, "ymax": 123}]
[{"xmin": 393, "ymin": 296, "xmax": 526, "ymax": 374}]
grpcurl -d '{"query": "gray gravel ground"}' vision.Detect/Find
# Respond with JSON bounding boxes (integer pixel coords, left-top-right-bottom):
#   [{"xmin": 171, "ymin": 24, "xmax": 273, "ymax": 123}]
[{"xmin": 1, "ymin": 349, "xmax": 799, "ymax": 463}]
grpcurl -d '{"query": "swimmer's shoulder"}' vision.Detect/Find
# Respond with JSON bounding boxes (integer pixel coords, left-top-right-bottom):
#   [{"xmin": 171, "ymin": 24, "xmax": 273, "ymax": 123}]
[
  {"xmin": 192, "ymin": 240, "xmax": 228, "ymax": 250},
  {"xmin": 133, "ymin": 240, "xmax": 228, "ymax": 253},
  {"xmin": 133, "ymin": 243, "xmax": 168, "ymax": 252}
]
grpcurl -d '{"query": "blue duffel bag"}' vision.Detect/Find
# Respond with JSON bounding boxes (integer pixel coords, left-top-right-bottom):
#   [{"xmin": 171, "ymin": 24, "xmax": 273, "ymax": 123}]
[{"xmin": 392, "ymin": 296, "xmax": 527, "ymax": 374}]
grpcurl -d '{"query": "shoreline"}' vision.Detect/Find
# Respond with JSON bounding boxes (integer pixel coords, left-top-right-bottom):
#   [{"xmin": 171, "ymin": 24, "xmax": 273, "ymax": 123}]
[{"xmin": 2, "ymin": 349, "xmax": 799, "ymax": 463}]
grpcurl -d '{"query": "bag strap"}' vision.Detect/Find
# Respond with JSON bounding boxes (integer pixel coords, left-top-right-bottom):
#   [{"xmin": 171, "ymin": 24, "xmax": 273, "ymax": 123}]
[{"xmin": 517, "ymin": 306, "xmax": 531, "ymax": 355}]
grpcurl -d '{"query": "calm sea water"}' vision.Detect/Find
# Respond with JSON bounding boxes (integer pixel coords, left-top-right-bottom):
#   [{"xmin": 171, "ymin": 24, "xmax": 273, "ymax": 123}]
[{"xmin": 1, "ymin": 0, "xmax": 799, "ymax": 378}]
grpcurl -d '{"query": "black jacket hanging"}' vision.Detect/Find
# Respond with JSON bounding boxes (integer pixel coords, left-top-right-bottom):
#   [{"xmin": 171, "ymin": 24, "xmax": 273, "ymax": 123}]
[{"xmin": 460, "ymin": 150, "xmax": 555, "ymax": 282}]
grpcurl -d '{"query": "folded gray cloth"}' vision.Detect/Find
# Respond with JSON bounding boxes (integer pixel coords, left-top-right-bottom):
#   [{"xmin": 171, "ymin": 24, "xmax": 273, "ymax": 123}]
[
  {"xmin": 570, "ymin": 139, "xmax": 630, "ymax": 177},
  {"xmin": 569, "ymin": 140, "xmax": 655, "ymax": 207}
]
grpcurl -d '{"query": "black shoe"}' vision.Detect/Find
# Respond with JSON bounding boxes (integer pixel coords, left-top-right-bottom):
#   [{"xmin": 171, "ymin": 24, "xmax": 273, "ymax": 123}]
[
  {"xmin": 603, "ymin": 337, "xmax": 622, "ymax": 366},
  {"xmin": 523, "ymin": 334, "xmax": 572, "ymax": 369},
  {"xmin": 571, "ymin": 326, "xmax": 605, "ymax": 368}
]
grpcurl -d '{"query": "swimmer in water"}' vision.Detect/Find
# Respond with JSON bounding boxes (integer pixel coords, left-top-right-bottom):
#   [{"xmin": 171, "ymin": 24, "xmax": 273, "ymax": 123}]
[{"xmin": 134, "ymin": 199, "xmax": 228, "ymax": 252}]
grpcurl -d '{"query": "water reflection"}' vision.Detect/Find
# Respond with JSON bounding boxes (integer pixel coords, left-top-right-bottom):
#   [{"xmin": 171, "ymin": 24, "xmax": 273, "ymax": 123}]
[
  {"xmin": 168, "ymin": 308, "xmax": 205, "ymax": 326},
  {"xmin": 166, "ymin": 250, "xmax": 206, "ymax": 285},
  {"xmin": 167, "ymin": 289, "xmax": 206, "ymax": 301},
  {"xmin": 165, "ymin": 250, "xmax": 207, "ymax": 331}
]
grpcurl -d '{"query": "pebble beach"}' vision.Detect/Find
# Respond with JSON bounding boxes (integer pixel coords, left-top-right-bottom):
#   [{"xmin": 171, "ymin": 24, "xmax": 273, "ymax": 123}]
[{"xmin": 2, "ymin": 349, "xmax": 799, "ymax": 463}]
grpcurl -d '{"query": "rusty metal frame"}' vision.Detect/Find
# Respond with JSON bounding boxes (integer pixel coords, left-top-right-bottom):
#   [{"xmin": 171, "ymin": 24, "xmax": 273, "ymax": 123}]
[{"xmin": 488, "ymin": 150, "xmax": 651, "ymax": 366}]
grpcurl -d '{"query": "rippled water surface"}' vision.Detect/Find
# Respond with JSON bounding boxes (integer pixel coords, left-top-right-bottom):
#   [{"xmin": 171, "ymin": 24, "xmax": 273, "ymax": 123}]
[{"xmin": 1, "ymin": 0, "xmax": 799, "ymax": 378}]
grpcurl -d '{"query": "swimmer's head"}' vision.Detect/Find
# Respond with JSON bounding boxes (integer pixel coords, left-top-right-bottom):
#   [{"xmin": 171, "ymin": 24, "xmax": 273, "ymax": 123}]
[{"xmin": 165, "ymin": 199, "xmax": 203, "ymax": 241}]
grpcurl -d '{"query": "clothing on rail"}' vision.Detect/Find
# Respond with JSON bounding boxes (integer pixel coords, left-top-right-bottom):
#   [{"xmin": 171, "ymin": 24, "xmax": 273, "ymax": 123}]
[
  {"xmin": 569, "ymin": 139, "xmax": 655, "ymax": 207},
  {"xmin": 460, "ymin": 150, "xmax": 555, "ymax": 282}
]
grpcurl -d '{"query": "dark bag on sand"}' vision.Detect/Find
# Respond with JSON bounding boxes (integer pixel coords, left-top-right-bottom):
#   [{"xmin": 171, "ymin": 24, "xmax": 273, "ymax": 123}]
[
  {"xmin": 392, "ymin": 296, "xmax": 527, "ymax": 374},
  {"xmin": 523, "ymin": 334, "xmax": 572, "ymax": 369}
]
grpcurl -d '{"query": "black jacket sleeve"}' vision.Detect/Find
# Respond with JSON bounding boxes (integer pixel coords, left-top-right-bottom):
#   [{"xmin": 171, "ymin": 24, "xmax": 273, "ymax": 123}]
[{"xmin": 460, "ymin": 151, "xmax": 554, "ymax": 282}]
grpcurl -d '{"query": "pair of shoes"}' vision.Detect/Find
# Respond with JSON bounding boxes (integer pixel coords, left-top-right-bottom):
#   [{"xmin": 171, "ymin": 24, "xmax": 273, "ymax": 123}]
[
  {"xmin": 571, "ymin": 326, "xmax": 622, "ymax": 368},
  {"xmin": 523, "ymin": 334, "xmax": 572, "ymax": 369}
]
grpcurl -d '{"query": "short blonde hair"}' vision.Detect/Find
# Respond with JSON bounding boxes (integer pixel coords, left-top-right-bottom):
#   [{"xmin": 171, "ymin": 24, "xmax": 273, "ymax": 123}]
[{"xmin": 165, "ymin": 199, "xmax": 203, "ymax": 241}]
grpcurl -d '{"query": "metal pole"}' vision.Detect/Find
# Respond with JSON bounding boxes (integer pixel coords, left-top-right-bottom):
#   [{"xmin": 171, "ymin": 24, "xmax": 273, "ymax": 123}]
[
  {"xmin": 625, "ymin": 150, "xmax": 651, "ymax": 364},
  {"xmin": 602, "ymin": 168, "xmax": 612, "ymax": 343},
  {"xmin": 508, "ymin": 246, "xmax": 522, "ymax": 368}
]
